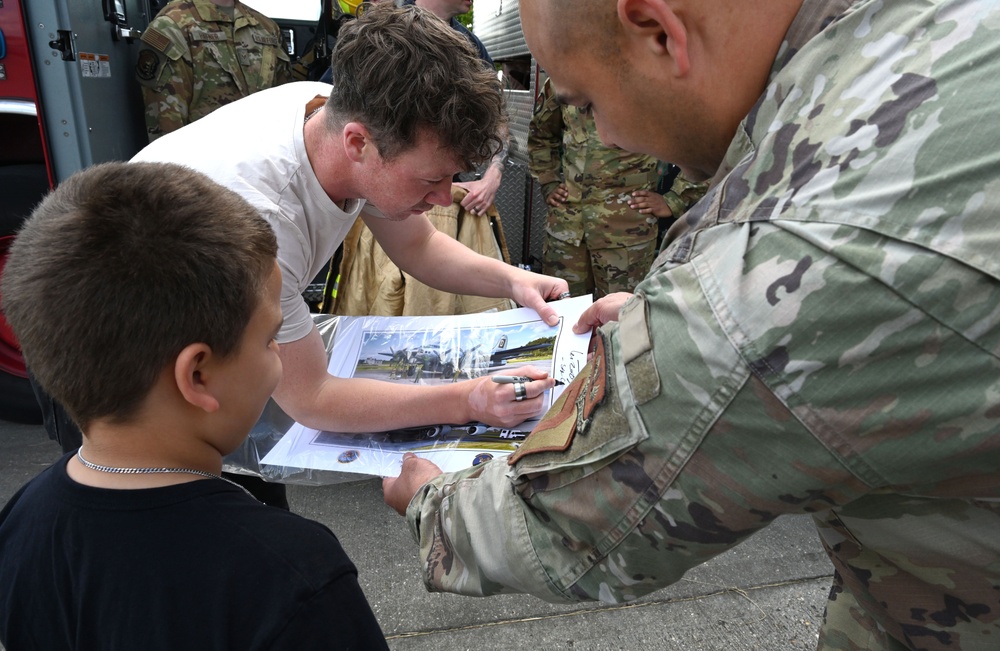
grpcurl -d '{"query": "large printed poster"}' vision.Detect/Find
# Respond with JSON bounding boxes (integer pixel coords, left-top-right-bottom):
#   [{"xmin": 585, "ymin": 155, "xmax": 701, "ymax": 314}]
[{"xmin": 260, "ymin": 296, "xmax": 593, "ymax": 477}]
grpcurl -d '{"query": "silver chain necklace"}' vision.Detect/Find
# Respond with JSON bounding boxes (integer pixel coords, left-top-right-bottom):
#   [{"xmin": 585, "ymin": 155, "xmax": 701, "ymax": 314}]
[
  {"xmin": 304, "ymin": 106, "xmax": 322, "ymax": 123},
  {"xmin": 76, "ymin": 448, "xmax": 257, "ymax": 501}
]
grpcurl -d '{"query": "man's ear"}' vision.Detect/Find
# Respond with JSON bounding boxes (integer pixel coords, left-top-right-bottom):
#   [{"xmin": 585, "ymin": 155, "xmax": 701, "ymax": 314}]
[
  {"xmin": 342, "ymin": 122, "xmax": 376, "ymax": 164},
  {"xmin": 617, "ymin": 0, "xmax": 690, "ymax": 77},
  {"xmin": 174, "ymin": 343, "xmax": 220, "ymax": 413}
]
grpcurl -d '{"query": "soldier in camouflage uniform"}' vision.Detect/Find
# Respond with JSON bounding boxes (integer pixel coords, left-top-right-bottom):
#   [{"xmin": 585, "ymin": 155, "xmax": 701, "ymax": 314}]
[
  {"xmin": 135, "ymin": 0, "xmax": 291, "ymax": 141},
  {"xmin": 385, "ymin": 1, "xmax": 1000, "ymax": 649},
  {"xmin": 529, "ymin": 77, "xmax": 661, "ymax": 298}
]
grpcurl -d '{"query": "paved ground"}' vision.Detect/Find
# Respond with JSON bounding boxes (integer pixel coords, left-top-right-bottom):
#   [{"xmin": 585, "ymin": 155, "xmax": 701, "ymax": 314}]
[{"xmin": 1, "ymin": 418, "xmax": 834, "ymax": 650}]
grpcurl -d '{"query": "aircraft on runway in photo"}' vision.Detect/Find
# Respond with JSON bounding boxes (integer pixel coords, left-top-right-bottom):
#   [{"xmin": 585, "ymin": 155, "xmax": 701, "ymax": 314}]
[{"xmin": 370, "ymin": 332, "xmax": 554, "ymax": 383}]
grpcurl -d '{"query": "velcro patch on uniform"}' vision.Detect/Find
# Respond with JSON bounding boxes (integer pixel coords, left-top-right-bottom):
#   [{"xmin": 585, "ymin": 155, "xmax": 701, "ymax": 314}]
[
  {"xmin": 140, "ymin": 26, "xmax": 172, "ymax": 54},
  {"xmin": 135, "ymin": 49, "xmax": 160, "ymax": 82},
  {"xmin": 253, "ymin": 33, "xmax": 280, "ymax": 47},
  {"xmin": 619, "ymin": 294, "xmax": 660, "ymax": 405},
  {"xmin": 618, "ymin": 295, "xmax": 651, "ymax": 365},
  {"xmin": 580, "ymin": 334, "xmax": 607, "ymax": 421},
  {"xmin": 190, "ymin": 28, "xmax": 227, "ymax": 42},
  {"xmin": 628, "ymin": 351, "xmax": 660, "ymax": 405},
  {"xmin": 507, "ymin": 364, "xmax": 587, "ymax": 465}
]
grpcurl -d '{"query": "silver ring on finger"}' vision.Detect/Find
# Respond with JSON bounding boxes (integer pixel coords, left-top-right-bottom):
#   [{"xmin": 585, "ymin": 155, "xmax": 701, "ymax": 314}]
[{"xmin": 513, "ymin": 381, "xmax": 527, "ymax": 402}]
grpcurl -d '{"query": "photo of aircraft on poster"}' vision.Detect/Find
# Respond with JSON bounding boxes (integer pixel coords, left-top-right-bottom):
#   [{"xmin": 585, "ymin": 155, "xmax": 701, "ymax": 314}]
[
  {"xmin": 359, "ymin": 322, "xmax": 555, "ymax": 384},
  {"xmin": 260, "ymin": 296, "xmax": 593, "ymax": 478}
]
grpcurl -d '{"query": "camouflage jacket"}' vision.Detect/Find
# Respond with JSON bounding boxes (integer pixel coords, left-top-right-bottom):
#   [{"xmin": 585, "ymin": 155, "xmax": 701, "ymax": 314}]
[
  {"xmin": 136, "ymin": 0, "xmax": 291, "ymax": 140},
  {"xmin": 407, "ymin": 2, "xmax": 1000, "ymax": 650},
  {"xmin": 528, "ymin": 78, "xmax": 659, "ymax": 248}
]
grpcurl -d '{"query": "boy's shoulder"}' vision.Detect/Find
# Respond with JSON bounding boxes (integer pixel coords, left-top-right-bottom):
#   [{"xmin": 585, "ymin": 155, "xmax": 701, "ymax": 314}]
[
  {"xmin": 216, "ymin": 493, "xmax": 357, "ymax": 577},
  {"xmin": 0, "ymin": 453, "xmax": 66, "ymax": 522}
]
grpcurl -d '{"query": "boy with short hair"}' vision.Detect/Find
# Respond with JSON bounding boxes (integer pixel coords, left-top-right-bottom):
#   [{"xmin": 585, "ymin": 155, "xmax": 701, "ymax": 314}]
[{"xmin": 0, "ymin": 162, "xmax": 388, "ymax": 649}]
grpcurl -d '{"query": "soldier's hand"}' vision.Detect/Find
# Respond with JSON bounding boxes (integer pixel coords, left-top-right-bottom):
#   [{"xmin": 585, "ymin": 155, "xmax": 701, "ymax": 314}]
[
  {"xmin": 383, "ymin": 453, "xmax": 443, "ymax": 516},
  {"xmin": 629, "ymin": 190, "xmax": 673, "ymax": 218},
  {"xmin": 466, "ymin": 366, "xmax": 555, "ymax": 427},
  {"xmin": 573, "ymin": 292, "xmax": 633, "ymax": 334},
  {"xmin": 545, "ymin": 183, "xmax": 569, "ymax": 207}
]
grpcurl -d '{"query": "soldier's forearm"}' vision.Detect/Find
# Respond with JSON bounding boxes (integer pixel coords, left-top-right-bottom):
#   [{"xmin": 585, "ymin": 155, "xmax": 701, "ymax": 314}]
[{"xmin": 407, "ymin": 460, "xmax": 570, "ymax": 601}]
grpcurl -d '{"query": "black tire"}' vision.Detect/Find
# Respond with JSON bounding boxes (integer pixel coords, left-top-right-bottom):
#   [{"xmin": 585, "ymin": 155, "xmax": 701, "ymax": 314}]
[{"xmin": 0, "ymin": 369, "xmax": 42, "ymax": 424}]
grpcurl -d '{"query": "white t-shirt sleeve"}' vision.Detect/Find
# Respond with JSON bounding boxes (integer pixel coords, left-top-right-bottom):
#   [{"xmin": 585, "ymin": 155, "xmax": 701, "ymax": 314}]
[{"xmin": 267, "ymin": 208, "xmax": 316, "ymax": 344}]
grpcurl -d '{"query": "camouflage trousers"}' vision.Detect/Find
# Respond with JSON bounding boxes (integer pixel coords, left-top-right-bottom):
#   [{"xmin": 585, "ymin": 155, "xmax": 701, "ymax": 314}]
[{"xmin": 542, "ymin": 236, "xmax": 656, "ymax": 298}]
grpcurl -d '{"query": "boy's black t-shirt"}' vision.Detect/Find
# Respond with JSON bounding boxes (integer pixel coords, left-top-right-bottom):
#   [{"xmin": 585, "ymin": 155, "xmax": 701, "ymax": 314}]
[{"xmin": 0, "ymin": 453, "xmax": 388, "ymax": 650}]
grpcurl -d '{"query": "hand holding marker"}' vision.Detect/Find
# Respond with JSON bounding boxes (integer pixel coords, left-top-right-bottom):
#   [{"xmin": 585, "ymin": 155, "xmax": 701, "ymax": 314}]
[{"xmin": 492, "ymin": 375, "xmax": 565, "ymax": 386}]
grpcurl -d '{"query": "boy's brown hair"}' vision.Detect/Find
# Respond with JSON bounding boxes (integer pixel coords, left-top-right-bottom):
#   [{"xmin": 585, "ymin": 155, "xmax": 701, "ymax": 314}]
[{"xmin": 1, "ymin": 162, "xmax": 278, "ymax": 429}]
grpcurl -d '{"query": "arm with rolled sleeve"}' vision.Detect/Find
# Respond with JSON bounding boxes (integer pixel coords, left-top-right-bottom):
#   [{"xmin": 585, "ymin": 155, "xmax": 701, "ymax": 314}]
[
  {"xmin": 403, "ymin": 236, "xmax": 866, "ymax": 602},
  {"xmin": 402, "ymin": 209, "xmax": 1000, "ymax": 649}
]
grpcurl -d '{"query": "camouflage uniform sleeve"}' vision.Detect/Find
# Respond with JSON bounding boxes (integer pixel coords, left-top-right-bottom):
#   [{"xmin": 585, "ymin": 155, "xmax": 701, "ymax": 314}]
[
  {"xmin": 135, "ymin": 17, "xmax": 192, "ymax": 141},
  {"xmin": 409, "ymin": 212, "xmax": 1000, "ymax": 649},
  {"xmin": 268, "ymin": 14, "xmax": 291, "ymax": 86},
  {"xmin": 527, "ymin": 78, "xmax": 565, "ymax": 199},
  {"xmin": 274, "ymin": 46, "xmax": 292, "ymax": 86},
  {"xmin": 661, "ymin": 173, "xmax": 708, "ymax": 219},
  {"xmin": 405, "ymin": 243, "xmax": 870, "ymax": 602}
]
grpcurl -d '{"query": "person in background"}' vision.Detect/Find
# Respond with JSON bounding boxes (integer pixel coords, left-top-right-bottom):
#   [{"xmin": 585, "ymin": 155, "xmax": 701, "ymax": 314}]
[
  {"xmin": 0, "ymin": 162, "xmax": 388, "ymax": 649},
  {"xmin": 384, "ymin": 1, "xmax": 1000, "ymax": 649},
  {"xmin": 135, "ymin": 0, "xmax": 291, "ymax": 141},
  {"xmin": 401, "ymin": 0, "xmax": 491, "ymax": 64},
  {"xmin": 530, "ymin": 75, "xmax": 660, "ymax": 298}
]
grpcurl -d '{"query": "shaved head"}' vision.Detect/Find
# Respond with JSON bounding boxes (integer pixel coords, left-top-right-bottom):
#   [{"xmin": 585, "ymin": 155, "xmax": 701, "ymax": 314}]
[{"xmin": 541, "ymin": 0, "xmax": 617, "ymax": 56}]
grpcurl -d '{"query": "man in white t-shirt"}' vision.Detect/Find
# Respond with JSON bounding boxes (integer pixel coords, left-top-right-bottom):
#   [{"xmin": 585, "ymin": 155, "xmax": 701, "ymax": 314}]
[{"xmin": 132, "ymin": 4, "xmax": 567, "ymax": 457}]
